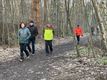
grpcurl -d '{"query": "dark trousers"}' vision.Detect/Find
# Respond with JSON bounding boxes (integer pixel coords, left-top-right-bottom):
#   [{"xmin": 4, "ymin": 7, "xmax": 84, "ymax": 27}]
[
  {"xmin": 27, "ymin": 38, "xmax": 35, "ymax": 54},
  {"xmin": 76, "ymin": 35, "xmax": 80, "ymax": 44},
  {"xmin": 19, "ymin": 43, "xmax": 29, "ymax": 59},
  {"xmin": 91, "ymin": 30, "xmax": 94, "ymax": 35},
  {"xmin": 45, "ymin": 40, "xmax": 53, "ymax": 54}
]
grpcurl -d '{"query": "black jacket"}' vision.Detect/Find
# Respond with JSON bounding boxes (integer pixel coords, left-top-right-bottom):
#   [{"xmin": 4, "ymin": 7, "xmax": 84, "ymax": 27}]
[{"xmin": 28, "ymin": 25, "xmax": 38, "ymax": 39}]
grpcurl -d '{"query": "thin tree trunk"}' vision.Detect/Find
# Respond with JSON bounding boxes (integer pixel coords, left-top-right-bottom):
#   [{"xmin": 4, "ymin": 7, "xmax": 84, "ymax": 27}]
[
  {"xmin": 35, "ymin": 0, "xmax": 41, "ymax": 26},
  {"xmin": 44, "ymin": 0, "xmax": 47, "ymax": 23},
  {"xmin": 65, "ymin": 0, "xmax": 80, "ymax": 57},
  {"xmin": 1, "ymin": 0, "xmax": 5, "ymax": 45}
]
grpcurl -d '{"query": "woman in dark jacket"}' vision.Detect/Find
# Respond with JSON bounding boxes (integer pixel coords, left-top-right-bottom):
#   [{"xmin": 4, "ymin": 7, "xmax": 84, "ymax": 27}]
[{"xmin": 18, "ymin": 22, "xmax": 31, "ymax": 61}]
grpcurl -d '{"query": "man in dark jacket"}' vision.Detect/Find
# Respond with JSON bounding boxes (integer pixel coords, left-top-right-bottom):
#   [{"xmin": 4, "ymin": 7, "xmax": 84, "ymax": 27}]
[{"xmin": 27, "ymin": 21, "xmax": 38, "ymax": 55}]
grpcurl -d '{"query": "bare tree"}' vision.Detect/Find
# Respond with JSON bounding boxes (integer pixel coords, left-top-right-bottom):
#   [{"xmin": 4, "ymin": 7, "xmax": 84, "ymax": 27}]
[
  {"xmin": 91, "ymin": 0, "xmax": 107, "ymax": 56},
  {"xmin": 65, "ymin": 0, "xmax": 80, "ymax": 57}
]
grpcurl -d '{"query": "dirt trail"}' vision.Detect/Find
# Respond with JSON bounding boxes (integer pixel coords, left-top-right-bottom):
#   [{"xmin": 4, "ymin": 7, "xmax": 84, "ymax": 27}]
[{"xmin": 0, "ymin": 36, "xmax": 106, "ymax": 80}]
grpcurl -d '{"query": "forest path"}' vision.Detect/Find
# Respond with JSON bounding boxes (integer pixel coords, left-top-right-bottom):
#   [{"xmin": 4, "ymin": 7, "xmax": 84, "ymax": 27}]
[{"xmin": 0, "ymin": 35, "xmax": 103, "ymax": 80}]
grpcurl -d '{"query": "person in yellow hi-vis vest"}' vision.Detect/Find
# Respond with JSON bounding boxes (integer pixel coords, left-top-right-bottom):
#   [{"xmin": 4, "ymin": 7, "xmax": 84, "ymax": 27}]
[{"xmin": 43, "ymin": 24, "xmax": 54, "ymax": 56}]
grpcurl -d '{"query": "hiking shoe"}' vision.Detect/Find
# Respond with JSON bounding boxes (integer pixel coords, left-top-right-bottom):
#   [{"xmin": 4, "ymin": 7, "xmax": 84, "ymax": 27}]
[
  {"xmin": 26, "ymin": 56, "xmax": 30, "ymax": 59},
  {"xmin": 19, "ymin": 59, "xmax": 23, "ymax": 62},
  {"xmin": 32, "ymin": 53, "xmax": 35, "ymax": 56}
]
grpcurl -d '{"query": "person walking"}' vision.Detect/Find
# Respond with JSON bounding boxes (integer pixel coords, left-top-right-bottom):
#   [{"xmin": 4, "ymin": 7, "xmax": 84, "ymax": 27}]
[
  {"xmin": 91, "ymin": 26, "xmax": 94, "ymax": 35},
  {"xmin": 73, "ymin": 25, "xmax": 83, "ymax": 44},
  {"xmin": 18, "ymin": 22, "xmax": 31, "ymax": 61},
  {"xmin": 27, "ymin": 20, "xmax": 38, "ymax": 55},
  {"xmin": 43, "ymin": 24, "xmax": 54, "ymax": 56}
]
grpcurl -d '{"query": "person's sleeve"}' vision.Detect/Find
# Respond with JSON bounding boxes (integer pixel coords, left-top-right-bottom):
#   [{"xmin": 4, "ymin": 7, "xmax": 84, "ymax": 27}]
[
  {"xmin": 53, "ymin": 29, "xmax": 55, "ymax": 35},
  {"xmin": 27, "ymin": 29, "xmax": 31, "ymax": 40},
  {"xmin": 43, "ymin": 28, "xmax": 45, "ymax": 38}
]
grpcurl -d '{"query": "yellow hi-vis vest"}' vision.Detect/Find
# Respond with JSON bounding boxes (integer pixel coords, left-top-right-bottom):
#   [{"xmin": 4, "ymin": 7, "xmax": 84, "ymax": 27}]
[{"xmin": 44, "ymin": 29, "xmax": 53, "ymax": 40}]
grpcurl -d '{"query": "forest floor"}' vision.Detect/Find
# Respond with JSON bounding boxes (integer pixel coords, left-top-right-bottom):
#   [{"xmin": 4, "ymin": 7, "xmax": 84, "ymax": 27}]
[{"xmin": 0, "ymin": 35, "xmax": 107, "ymax": 80}]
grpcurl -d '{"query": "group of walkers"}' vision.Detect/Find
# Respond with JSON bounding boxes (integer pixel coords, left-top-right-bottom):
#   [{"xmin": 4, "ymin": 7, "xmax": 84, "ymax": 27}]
[
  {"xmin": 18, "ymin": 21, "xmax": 54, "ymax": 61},
  {"xmin": 18, "ymin": 20, "xmax": 83, "ymax": 62}
]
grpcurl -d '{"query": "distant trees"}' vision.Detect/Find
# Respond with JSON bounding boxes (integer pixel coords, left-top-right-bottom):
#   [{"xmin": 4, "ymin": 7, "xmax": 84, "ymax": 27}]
[
  {"xmin": 0, "ymin": 0, "xmax": 31, "ymax": 46},
  {"xmin": 0, "ymin": 0, "xmax": 106, "ymax": 53}
]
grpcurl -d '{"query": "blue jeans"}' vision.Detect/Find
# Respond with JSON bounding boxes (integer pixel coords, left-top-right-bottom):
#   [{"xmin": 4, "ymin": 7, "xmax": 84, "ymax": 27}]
[
  {"xmin": 27, "ymin": 38, "xmax": 35, "ymax": 54},
  {"xmin": 19, "ymin": 43, "xmax": 29, "ymax": 59}
]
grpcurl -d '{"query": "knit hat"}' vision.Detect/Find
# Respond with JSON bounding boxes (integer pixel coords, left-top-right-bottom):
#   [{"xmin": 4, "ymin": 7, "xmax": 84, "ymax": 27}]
[{"xmin": 30, "ymin": 20, "xmax": 34, "ymax": 23}]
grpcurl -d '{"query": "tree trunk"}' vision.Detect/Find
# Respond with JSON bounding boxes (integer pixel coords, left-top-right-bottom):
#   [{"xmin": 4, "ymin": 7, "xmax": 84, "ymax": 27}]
[
  {"xmin": 65, "ymin": 0, "xmax": 80, "ymax": 57},
  {"xmin": 91, "ymin": 0, "xmax": 107, "ymax": 55},
  {"xmin": 44, "ymin": 0, "xmax": 47, "ymax": 23},
  {"xmin": 31, "ymin": 0, "xmax": 41, "ymax": 26}
]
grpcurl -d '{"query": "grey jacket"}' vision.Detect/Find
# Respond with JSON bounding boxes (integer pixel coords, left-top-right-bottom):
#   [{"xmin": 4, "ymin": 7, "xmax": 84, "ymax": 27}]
[{"xmin": 18, "ymin": 27, "xmax": 31, "ymax": 43}]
